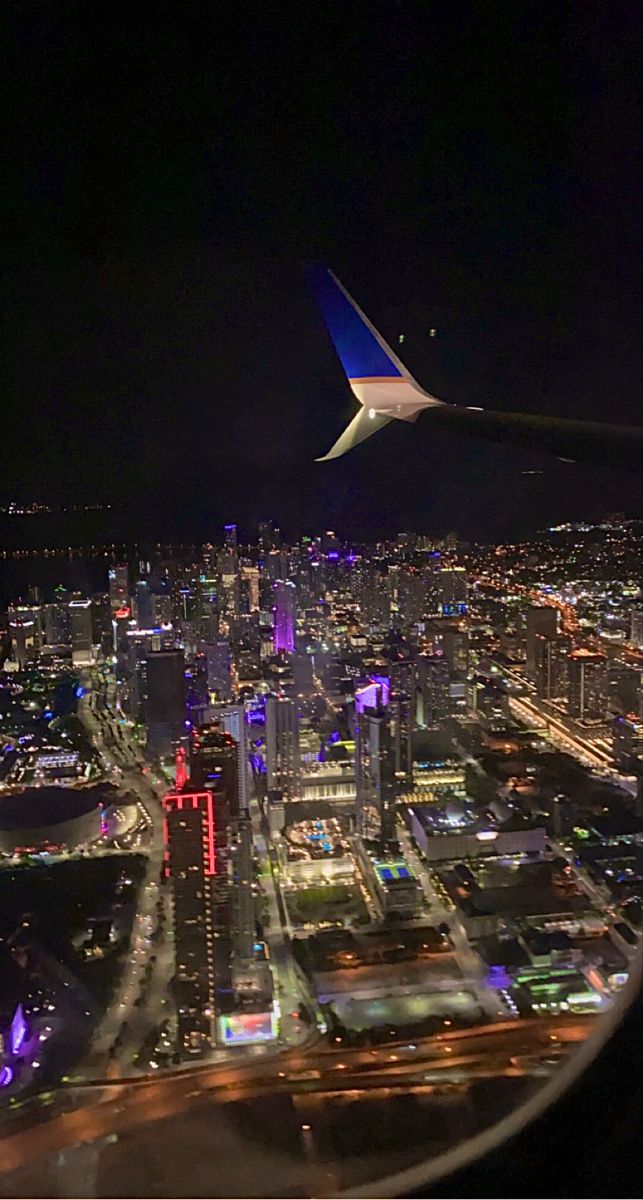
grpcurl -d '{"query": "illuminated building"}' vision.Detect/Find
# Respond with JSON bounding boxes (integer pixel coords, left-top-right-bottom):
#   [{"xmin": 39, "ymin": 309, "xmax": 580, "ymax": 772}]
[
  {"xmin": 111, "ymin": 606, "xmax": 132, "ymax": 656},
  {"xmin": 163, "ymin": 790, "xmax": 217, "ymax": 1056},
  {"xmin": 206, "ymin": 703, "xmax": 248, "ymax": 811},
  {"xmin": 265, "ymin": 694, "xmax": 300, "ymax": 799},
  {"xmin": 631, "ymin": 610, "xmax": 643, "ymax": 650},
  {"xmin": 439, "ymin": 566, "xmax": 468, "ymax": 616},
  {"xmin": 205, "ymin": 638, "xmax": 232, "ymax": 700},
  {"xmin": 8, "ymin": 614, "xmax": 37, "ymax": 669},
  {"xmin": 240, "ymin": 565, "xmax": 260, "ymax": 613},
  {"xmin": 442, "ymin": 625, "xmax": 469, "ymax": 673},
  {"xmin": 354, "ymin": 701, "xmax": 397, "ymax": 848},
  {"xmin": 197, "ymin": 575, "xmax": 219, "ymax": 643},
  {"xmin": 68, "ymin": 599, "xmax": 94, "ymax": 665},
  {"xmin": 612, "ymin": 714, "xmax": 643, "ymax": 768},
  {"xmin": 526, "ymin": 605, "xmax": 558, "ymax": 674},
  {"xmin": 272, "ymin": 580, "xmax": 296, "ymax": 654},
  {"xmin": 43, "ymin": 587, "xmax": 70, "ymax": 646},
  {"xmin": 417, "ymin": 654, "xmax": 450, "ymax": 727},
  {"xmin": 534, "ymin": 633, "xmax": 569, "ymax": 700},
  {"xmin": 568, "ymin": 649, "xmax": 608, "ymax": 721},
  {"xmin": 108, "ymin": 563, "xmax": 129, "ymax": 613},
  {"xmin": 134, "ymin": 579, "xmax": 153, "ymax": 629},
  {"xmin": 224, "ymin": 523, "xmax": 238, "ymax": 550},
  {"xmin": 146, "ymin": 648, "xmax": 186, "ymax": 757},
  {"xmin": 258, "ymin": 519, "xmax": 280, "ymax": 553}
]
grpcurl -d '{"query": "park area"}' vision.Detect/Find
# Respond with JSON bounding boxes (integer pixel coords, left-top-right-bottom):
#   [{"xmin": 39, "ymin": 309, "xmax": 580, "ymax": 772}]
[{"xmin": 285, "ymin": 882, "xmax": 370, "ymax": 929}]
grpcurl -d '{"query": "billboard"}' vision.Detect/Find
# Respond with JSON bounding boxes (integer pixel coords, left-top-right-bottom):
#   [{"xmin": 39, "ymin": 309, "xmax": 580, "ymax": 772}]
[{"xmin": 217, "ymin": 1010, "xmax": 277, "ymax": 1046}]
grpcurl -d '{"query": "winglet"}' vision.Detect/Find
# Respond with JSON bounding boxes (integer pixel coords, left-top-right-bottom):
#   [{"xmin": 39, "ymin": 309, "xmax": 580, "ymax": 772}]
[{"xmin": 308, "ymin": 267, "xmax": 442, "ymax": 460}]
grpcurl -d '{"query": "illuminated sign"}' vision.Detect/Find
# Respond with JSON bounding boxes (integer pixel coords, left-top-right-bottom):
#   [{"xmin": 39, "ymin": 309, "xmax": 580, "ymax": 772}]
[
  {"xmin": 217, "ymin": 1011, "xmax": 277, "ymax": 1045},
  {"xmin": 476, "ymin": 830, "xmax": 498, "ymax": 842}
]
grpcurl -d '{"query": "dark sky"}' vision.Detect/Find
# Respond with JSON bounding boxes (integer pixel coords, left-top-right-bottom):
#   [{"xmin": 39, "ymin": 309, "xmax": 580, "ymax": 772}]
[{"xmin": 4, "ymin": 2, "xmax": 641, "ymax": 543}]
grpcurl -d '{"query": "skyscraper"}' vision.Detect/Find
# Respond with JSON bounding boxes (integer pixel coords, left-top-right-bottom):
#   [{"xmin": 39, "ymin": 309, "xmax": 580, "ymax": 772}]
[
  {"xmin": 146, "ymin": 648, "xmax": 186, "ymax": 757},
  {"xmin": 69, "ymin": 599, "xmax": 94, "ymax": 665},
  {"xmin": 265, "ymin": 695, "xmax": 300, "ymax": 799},
  {"xmin": 526, "ymin": 605, "xmax": 558, "ymax": 674},
  {"xmin": 205, "ymin": 638, "xmax": 232, "ymax": 700},
  {"xmin": 417, "ymin": 654, "xmax": 450, "ymax": 727},
  {"xmin": 108, "ymin": 563, "xmax": 129, "ymax": 613},
  {"xmin": 631, "ymin": 610, "xmax": 643, "ymax": 650},
  {"xmin": 272, "ymin": 580, "xmax": 296, "ymax": 654},
  {"xmin": 568, "ymin": 649, "xmax": 608, "ymax": 721},
  {"xmin": 439, "ymin": 567, "xmax": 468, "ymax": 616},
  {"xmin": 535, "ymin": 633, "xmax": 568, "ymax": 700},
  {"xmin": 355, "ymin": 702, "xmax": 397, "ymax": 848},
  {"xmin": 163, "ymin": 790, "xmax": 216, "ymax": 1056}
]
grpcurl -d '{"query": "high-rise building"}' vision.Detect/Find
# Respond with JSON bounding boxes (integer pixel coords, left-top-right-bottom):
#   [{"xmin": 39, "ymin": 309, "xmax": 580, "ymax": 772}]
[
  {"xmin": 272, "ymin": 580, "xmax": 296, "ymax": 654},
  {"xmin": 526, "ymin": 605, "xmax": 558, "ymax": 674},
  {"xmin": 8, "ymin": 614, "xmax": 38, "ymax": 669},
  {"xmin": 44, "ymin": 587, "xmax": 71, "ymax": 646},
  {"xmin": 258, "ymin": 520, "xmax": 280, "ymax": 553},
  {"xmin": 134, "ymin": 580, "xmax": 154, "ymax": 629},
  {"xmin": 205, "ymin": 638, "xmax": 232, "ymax": 700},
  {"xmin": 612, "ymin": 714, "xmax": 643, "ymax": 768},
  {"xmin": 108, "ymin": 564, "xmax": 129, "ymax": 613},
  {"xmin": 69, "ymin": 600, "xmax": 94, "ymax": 665},
  {"xmin": 568, "ymin": 649, "xmax": 608, "ymax": 721},
  {"xmin": 207, "ymin": 703, "xmax": 248, "ymax": 813},
  {"xmin": 224, "ymin": 523, "xmax": 238, "ymax": 551},
  {"xmin": 240, "ymin": 566, "xmax": 260, "ymax": 613},
  {"xmin": 535, "ymin": 633, "xmax": 568, "ymax": 700},
  {"xmin": 417, "ymin": 654, "xmax": 450, "ymax": 727},
  {"xmin": 265, "ymin": 695, "xmax": 300, "ymax": 799},
  {"xmin": 146, "ymin": 648, "xmax": 186, "ymax": 756},
  {"xmin": 631, "ymin": 610, "xmax": 643, "ymax": 650},
  {"xmin": 442, "ymin": 626, "xmax": 469, "ymax": 674},
  {"xmin": 355, "ymin": 703, "xmax": 397, "ymax": 848},
  {"xmin": 163, "ymin": 790, "xmax": 216, "ymax": 1056},
  {"xmin": 439, "ymin": 567, "xmax": 468, "ymax": 616}
]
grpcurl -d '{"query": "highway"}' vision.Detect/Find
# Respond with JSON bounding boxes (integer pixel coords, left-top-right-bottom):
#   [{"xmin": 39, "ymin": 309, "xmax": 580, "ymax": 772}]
[{"xmin": 0, "ymin": 1013, "xmax": 594, "ymax": 1182}]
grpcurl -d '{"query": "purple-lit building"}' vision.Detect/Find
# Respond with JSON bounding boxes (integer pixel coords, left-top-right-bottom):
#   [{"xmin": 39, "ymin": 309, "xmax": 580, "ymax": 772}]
[{"xmin": 272, "ymin": 580, "xmax": 296, "ymax": 655}]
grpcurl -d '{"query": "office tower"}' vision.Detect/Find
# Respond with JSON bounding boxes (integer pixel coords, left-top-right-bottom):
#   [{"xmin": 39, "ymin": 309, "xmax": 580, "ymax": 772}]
[
  {"xmin": 69, "ymin": 599, "xmax": 94, "ymax": 665},
  {"xmin": 265, "ymin": 695, "xmax": 300, "ymax": 799},
  {"xmin": 218, "ymin": 549, "xmax": 240, "ymax": 623},
  {"xmin": 612, "ymin": 714, "xmax": 643, "ymax": 768},
  {"xmin": 442, "ymin": 626, "xmax": 469, "ymax": 674},
  {"xmin": 134, "ymin": 580, "xmax": 154, "ymax": 629},
  {"xmin": 355, "ymin": 703, "xmax": 397, "ymax": 848},
  {"xmin": 111, "ymin": 606, "xmax": 132, "ymax": 656},
  {"xmin": 362, "ymin": 565, "xmax": 390, "ymax": 627},
  {"xmin": 240, "ymin": 566, "xmax": 260, "ymax": 614},
  {"xmin": 44, "ymin": 586, "xmax": 71, "ymax": 646},
  {"xmin": 207, "ymin": 703, "xmax": 248, "ymax": 812},
  {"xmin": 398, "ymin": 567, "xmax": 426, "ymax": 625},
  {"xmin": 417, "ymin": 654, "xmax": 450, "ymax": 727},
  {"xmin": 439, "ymin": 566, "xmax": 468, "ymax": 616},
  {"xmin": 258, "ymin": 519, "xmax": 280, "ymax": 553},
  {"xmin": 264, "ymin": 549, "xmax": 290, "ymax": 586},
  {"xmin": 190, "ymin": 724, "xmax": 239, "ymax": 816},
  {"xmin": 163, "ymin": 790, "xmax": 216, "ymax": 1056},
  {"xmin": 8, "ymin": 614, "xmax": 37, "ymax": 669},
  {"xmin": 526, "ymin": 605, "xmax": 558, "ymax": 674},
  {"xmin": 229, "ymin": 813, "xmax": 255, "ymax": 968},
  {"xmin": 146, "ymin": 648, "xmax": 186, "ymax": 757},
  {"xmin": 631, "ymin": 610, "xmax": 643, "ymax": 650},
  {"xmin": 197, "ymin": 575, "xmax": 219, "ymax": 643},
  {"xmin": 224, "ymin": 523, "xmax": 238, "ymax": 551},
  {"xmin": 108, "ymin": 563, "xmax": 129, "ymax": 613},
  {"xmin": 205, "ymin": 638, "xmax": 232, "ymax": 700},
  {"xmin": 390, "ymin": 689, "xmax": 413, "ymax": 785},
  {"xmin": 152, "ymin": 592, "xmax": 173, "ymax": 626},
  {"xmin": 535, "ymin": 633, "xmax": 569, "ymax": 700},
  {"xmin": 272, "ymin": 580, "xmax": 296, "ymax": 654},
  {"xmin": 568, "ymin": 649, "xmax": 608, "ymax": 721}
]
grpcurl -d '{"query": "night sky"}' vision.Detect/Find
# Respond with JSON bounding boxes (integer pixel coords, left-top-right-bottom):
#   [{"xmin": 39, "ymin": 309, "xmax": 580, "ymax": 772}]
[{"xmin": 4, "ymin": 3, "xmax": 641, "ymax": 543}]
